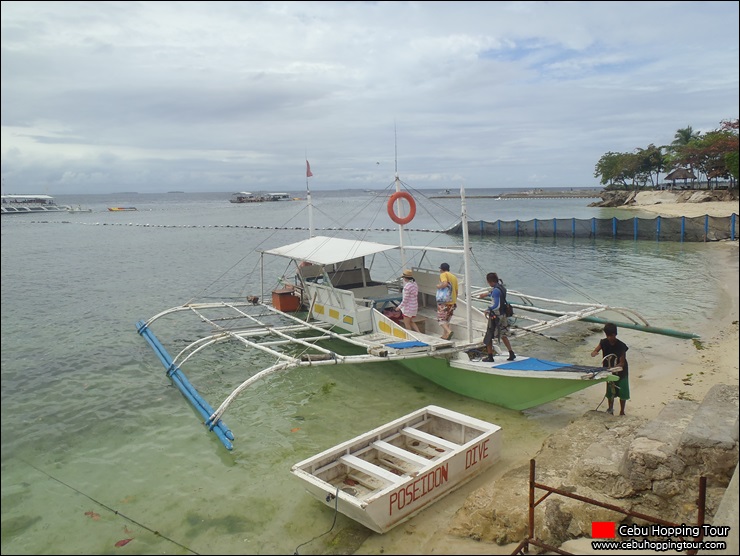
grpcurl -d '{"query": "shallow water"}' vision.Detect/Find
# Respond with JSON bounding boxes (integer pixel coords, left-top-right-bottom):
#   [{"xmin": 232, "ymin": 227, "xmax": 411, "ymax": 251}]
[{"xmin": 0, "ymin": 189, "xmax": 720, "ymax": 554}]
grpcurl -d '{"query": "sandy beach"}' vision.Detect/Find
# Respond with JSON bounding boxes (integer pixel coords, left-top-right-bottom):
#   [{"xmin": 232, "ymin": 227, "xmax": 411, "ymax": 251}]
[
  {"xmin": 354, "ymin": 217, "xmax": 740, "ymax": 555},
  {"xmin": 624, "ymin": 196, "xmax": 740, "ymax": 218}
]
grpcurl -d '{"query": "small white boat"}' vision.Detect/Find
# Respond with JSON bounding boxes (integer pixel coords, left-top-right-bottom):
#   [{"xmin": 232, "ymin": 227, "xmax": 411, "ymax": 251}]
[
  {"xmin": 290, "ymin": 405, "xmax": 502, "ymax": 534},
  {"xmin": 68, "ymin": 205, "xmax": 93, "ymax": 213}
]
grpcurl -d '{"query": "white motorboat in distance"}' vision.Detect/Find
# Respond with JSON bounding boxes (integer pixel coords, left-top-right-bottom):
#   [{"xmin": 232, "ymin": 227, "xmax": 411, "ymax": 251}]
[{"xmin": 1, "ymin": 194, "xmax": 71, "ymax": 214}]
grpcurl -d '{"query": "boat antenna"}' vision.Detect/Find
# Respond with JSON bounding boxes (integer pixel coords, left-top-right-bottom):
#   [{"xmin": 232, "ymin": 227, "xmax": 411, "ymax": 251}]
[
  {"xmin": 394, "ymin": 123, "xmax": 398, "ymax": 176},
  {"xmin": 460, "ymin": 184, "xmax": 473, "ymax": 343},
  {"xmin": 392, "ymin": 123, "xmax": 407, "ymax": 268},
  {"xmin": 305, "ymin": 155, "xmax": 314, "ymax": 237}
]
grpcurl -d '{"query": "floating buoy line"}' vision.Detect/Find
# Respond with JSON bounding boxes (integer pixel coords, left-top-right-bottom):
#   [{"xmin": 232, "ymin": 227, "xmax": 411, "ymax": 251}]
[{"xmin": 17, "ymin": 219, "xmax": 449, "ymax": 233}]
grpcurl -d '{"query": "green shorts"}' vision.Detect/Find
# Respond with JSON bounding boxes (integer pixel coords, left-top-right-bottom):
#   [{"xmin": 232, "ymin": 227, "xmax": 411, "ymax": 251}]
[{"xmin": 606, "ymin": 373, "xmax": 630, "ymax": 401}]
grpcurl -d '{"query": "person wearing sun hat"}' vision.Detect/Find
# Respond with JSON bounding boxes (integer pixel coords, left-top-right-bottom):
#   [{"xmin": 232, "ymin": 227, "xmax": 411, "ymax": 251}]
[{"xmin": 397, "ymin": 269, "xmax": 421, "ymax": 332}]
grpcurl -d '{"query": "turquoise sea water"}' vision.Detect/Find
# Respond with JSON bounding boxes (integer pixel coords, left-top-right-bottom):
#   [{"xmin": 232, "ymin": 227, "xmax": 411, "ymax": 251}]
[{"xmin": 0, "ymin": 188, "xmax": 724, "ymax": 554}]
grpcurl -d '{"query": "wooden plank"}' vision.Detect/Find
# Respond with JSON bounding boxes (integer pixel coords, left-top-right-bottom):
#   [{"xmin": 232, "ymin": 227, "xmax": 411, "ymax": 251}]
[
  {"xmin": 339, "ymin": 454, "xmax": 403, "ymax": 484},
  {"xmin": 372, "ymin": 440, "xmax": 431, "ymax": 466},
  {"xmin": 401, "ymin": 427, "xmax": 459, "ymax": 451}
]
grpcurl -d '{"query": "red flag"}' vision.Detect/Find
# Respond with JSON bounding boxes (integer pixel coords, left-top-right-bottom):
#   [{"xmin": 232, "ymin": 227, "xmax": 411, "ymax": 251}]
[
  {"xmin": 306, "ymin": 160, "xmax": 313, "ymax": 178},
  {"xmin": 591, "ymin": 522, "xmax": 616, "ymax": 539}
]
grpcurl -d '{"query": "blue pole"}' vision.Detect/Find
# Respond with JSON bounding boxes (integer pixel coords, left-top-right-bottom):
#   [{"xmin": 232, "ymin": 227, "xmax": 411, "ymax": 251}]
[
  {"xmin": 516, "ymin": 220, "xmax": 520, "ymax": 237},
  {"xmin": 572, "ymin": 218, "xmax": 576, "ymax": 238},
  {"xmin": 137, "ymin": 321, "xmax": 235, "ymax": 446},
  {"xmin": 497, "ymin": 220, "xmax": 501, "ymax": 237},
  {"xmin": 704, "ymin": 215, "xmax": 709, "ymax": 242},
  {"xmin": 591, "ymin": 217, "xmax": 596, "ymax": 238},
  {"xmin": 633, "ymin": 217, "xmax": 638, "ymax": 241},
  {"xmin": 534, "ymin": 218, "xmax": 538, "ymax": 238},
  {"xmin": 613, "ymin": 217, "xmax": 617, "ymax": 238},
  {"xmin": 656, "ymin": 216, "xmax": 661, "ymax": 241},
  {"xmin": 552, "ymin": 218, "xmax": 556, "ymax": 238},
  {"xmin": 681, "ymin": 217, "xmax": 685, "ymax": 242}
]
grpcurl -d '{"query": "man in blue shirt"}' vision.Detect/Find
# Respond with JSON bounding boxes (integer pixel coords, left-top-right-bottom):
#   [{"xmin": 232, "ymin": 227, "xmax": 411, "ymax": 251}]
[{"xmin": 478, "ymin": 272, "xmax": 516, "ymax": 362}]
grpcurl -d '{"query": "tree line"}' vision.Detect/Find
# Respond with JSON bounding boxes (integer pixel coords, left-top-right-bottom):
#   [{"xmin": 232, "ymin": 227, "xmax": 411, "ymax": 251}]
[{"xmin": 594, "ymin": 118, "xmax": 739, "ymax": 190}]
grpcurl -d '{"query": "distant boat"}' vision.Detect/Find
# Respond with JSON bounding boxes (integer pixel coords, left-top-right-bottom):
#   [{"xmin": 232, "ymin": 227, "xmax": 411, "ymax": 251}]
[
  {"xmin": 1, "ymin": 194, "xmax": 71, "ymax": 215},
  {"xmin": 108, "ymin": 207, "xmax": 137, "ymax": 212},
  {"xmin": 68, "ymin": 205, "xmax": 93, "ymax": 213},
  {"xmin": 230, "ymin": 192, "xmax": 293, "ymax": 203},
  {"xmin": 229, "ymin": 192, "xmax": 261, "ymax": 203},
  {"xmin": 265, "ymin": 192, "xmax": 291, "ymax": 201}
]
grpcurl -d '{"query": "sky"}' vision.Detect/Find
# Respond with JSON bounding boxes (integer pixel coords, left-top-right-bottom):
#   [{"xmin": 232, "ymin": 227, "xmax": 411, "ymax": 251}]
[{"xmin": 1, "ymin": 1, "xmax": 738, "ymax": 195}]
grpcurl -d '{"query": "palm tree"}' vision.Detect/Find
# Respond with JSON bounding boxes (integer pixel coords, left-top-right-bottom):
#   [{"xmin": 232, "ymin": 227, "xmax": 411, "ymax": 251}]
[{"xmin": 671, "ymin": 126, "xmax": 700, "ymax": 148}]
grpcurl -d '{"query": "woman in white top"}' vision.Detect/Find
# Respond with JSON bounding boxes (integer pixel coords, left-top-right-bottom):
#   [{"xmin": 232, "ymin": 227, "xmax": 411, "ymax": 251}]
[{"xmin": 398, "ymin": 269, "xmax": 421, "ymax": 333}]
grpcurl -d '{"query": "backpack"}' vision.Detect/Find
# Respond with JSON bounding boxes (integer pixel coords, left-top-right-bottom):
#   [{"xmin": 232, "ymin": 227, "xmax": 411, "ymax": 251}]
[{"xmin": 494, "ymin": 283, "xmax": 514, "ymax": 317}]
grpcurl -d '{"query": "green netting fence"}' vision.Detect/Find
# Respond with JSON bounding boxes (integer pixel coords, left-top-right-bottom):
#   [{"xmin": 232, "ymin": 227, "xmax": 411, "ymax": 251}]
[{"xmin": 447, "ymin": 214, "xmax": 737, "ymax": 242}]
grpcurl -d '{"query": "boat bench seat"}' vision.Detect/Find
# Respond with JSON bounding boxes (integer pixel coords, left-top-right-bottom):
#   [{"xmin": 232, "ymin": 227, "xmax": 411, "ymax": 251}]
[
  {"xmin": 401, "ymin": 427, "xmax": 459, "ymax": 452},
  {"xmin": 372, "ymin": 440, "xmax": 431, "ymax": 466},
  {"xmin": 340, "ymin": 454, "xmax": 403, "ymax": 484}
]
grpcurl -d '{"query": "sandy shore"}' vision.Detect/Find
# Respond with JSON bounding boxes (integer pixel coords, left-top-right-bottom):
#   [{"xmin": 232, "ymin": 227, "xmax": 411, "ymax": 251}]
[
  {"xmin": 624, "ymin": 198, "xmax": 740, "ymax": 218},
  {"xmin": 354, "ymin": 240, "xmax": 739, "ymax": 555}
]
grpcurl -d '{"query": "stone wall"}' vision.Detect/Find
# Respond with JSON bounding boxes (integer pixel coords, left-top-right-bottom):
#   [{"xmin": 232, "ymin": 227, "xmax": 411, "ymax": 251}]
[{"xmin": 448, "ymin": 384, "xmax": 739, "ymax": 550}]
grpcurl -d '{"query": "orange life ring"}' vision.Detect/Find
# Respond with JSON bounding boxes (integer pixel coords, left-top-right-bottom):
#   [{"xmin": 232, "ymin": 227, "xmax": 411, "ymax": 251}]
[{"xmin": 387, "ymin": 191, "xmax": 416, "ymax": 225}]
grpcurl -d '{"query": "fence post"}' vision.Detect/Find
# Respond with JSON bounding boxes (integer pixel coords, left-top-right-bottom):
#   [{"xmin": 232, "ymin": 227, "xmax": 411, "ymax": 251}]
[{"xmin": 704, "ymin": 215, "xmax": 709, "ymax": 242}]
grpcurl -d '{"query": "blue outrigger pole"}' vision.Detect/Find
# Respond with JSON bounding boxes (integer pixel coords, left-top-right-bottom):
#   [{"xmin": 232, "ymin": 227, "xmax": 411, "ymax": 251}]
[{"xmin": 136, "ymin": 320, "xmax": 235, "ymax": 450}]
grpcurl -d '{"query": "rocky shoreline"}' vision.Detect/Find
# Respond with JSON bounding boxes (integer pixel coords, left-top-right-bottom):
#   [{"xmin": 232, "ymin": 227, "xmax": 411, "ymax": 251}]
[
  {"xmin": 448, "ymin": 384, "xmax": 739, "ymax": 551},
  {"xmin": 589, "ymin": 188, "xmax": 739, "ymax": 209}
]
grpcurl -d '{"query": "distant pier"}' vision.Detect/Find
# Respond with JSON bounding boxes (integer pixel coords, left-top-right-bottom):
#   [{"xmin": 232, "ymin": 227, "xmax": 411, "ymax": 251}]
[{"xmin": 430, "ymin": 189, "xmax": 603, "ymax": 200}]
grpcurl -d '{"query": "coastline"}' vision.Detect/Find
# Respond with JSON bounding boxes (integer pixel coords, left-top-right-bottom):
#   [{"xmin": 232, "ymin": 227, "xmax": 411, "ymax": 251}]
[
  {"xmin": 355, "ymin": 241, "xmax": 739, "ymax": 555},
  {"xmin": 624, "ymin": 198, "xmax": 740, "ymax": 218}
]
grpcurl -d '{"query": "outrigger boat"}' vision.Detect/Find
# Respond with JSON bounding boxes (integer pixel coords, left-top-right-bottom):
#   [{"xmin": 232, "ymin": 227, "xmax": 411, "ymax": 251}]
[
  {"xmin": 290, "ymin": 405, "xmax": 502, "ymax": 534},
  {"xmin": 136, "ymin": 168, "xmax": 696, "ymax": 452}
]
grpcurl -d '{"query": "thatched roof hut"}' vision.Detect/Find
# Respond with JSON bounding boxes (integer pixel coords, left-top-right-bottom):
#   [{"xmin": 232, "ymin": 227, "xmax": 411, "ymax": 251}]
[
  {"xmin": 664, "ymin": 168, "xmax": 696, "ymax": 181},
  {"xmin": 664, "ymin": 168, "xmax": 696, "ymax": 189}
]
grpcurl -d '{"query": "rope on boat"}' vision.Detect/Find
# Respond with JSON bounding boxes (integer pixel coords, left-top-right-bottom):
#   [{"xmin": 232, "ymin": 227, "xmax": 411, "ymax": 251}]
[{"xmin": 293, "ymin": 486, "xmax": 341, "ymax": 555}]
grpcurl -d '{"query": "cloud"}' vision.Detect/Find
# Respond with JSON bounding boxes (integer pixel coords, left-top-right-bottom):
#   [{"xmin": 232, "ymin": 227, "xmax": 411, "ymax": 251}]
[{"xmin": 1, "ymin": 1, "xmax": 738, "ymax": 194}]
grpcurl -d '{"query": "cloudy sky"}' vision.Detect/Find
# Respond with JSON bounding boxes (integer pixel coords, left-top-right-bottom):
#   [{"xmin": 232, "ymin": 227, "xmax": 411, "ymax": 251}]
[{"xmin": 1, "ymin": 1, "xmax": 738, "ymax": 194}]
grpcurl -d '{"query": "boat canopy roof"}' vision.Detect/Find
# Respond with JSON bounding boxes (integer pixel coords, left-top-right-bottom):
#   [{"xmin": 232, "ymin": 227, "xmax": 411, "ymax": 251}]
[
  {"xmin": 2, "ymin": 194, "xmax": 55, "ymax": 200},
  {"xmin": 261, "ymin": 235, "xmax": 398, "ymax": 266}
]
